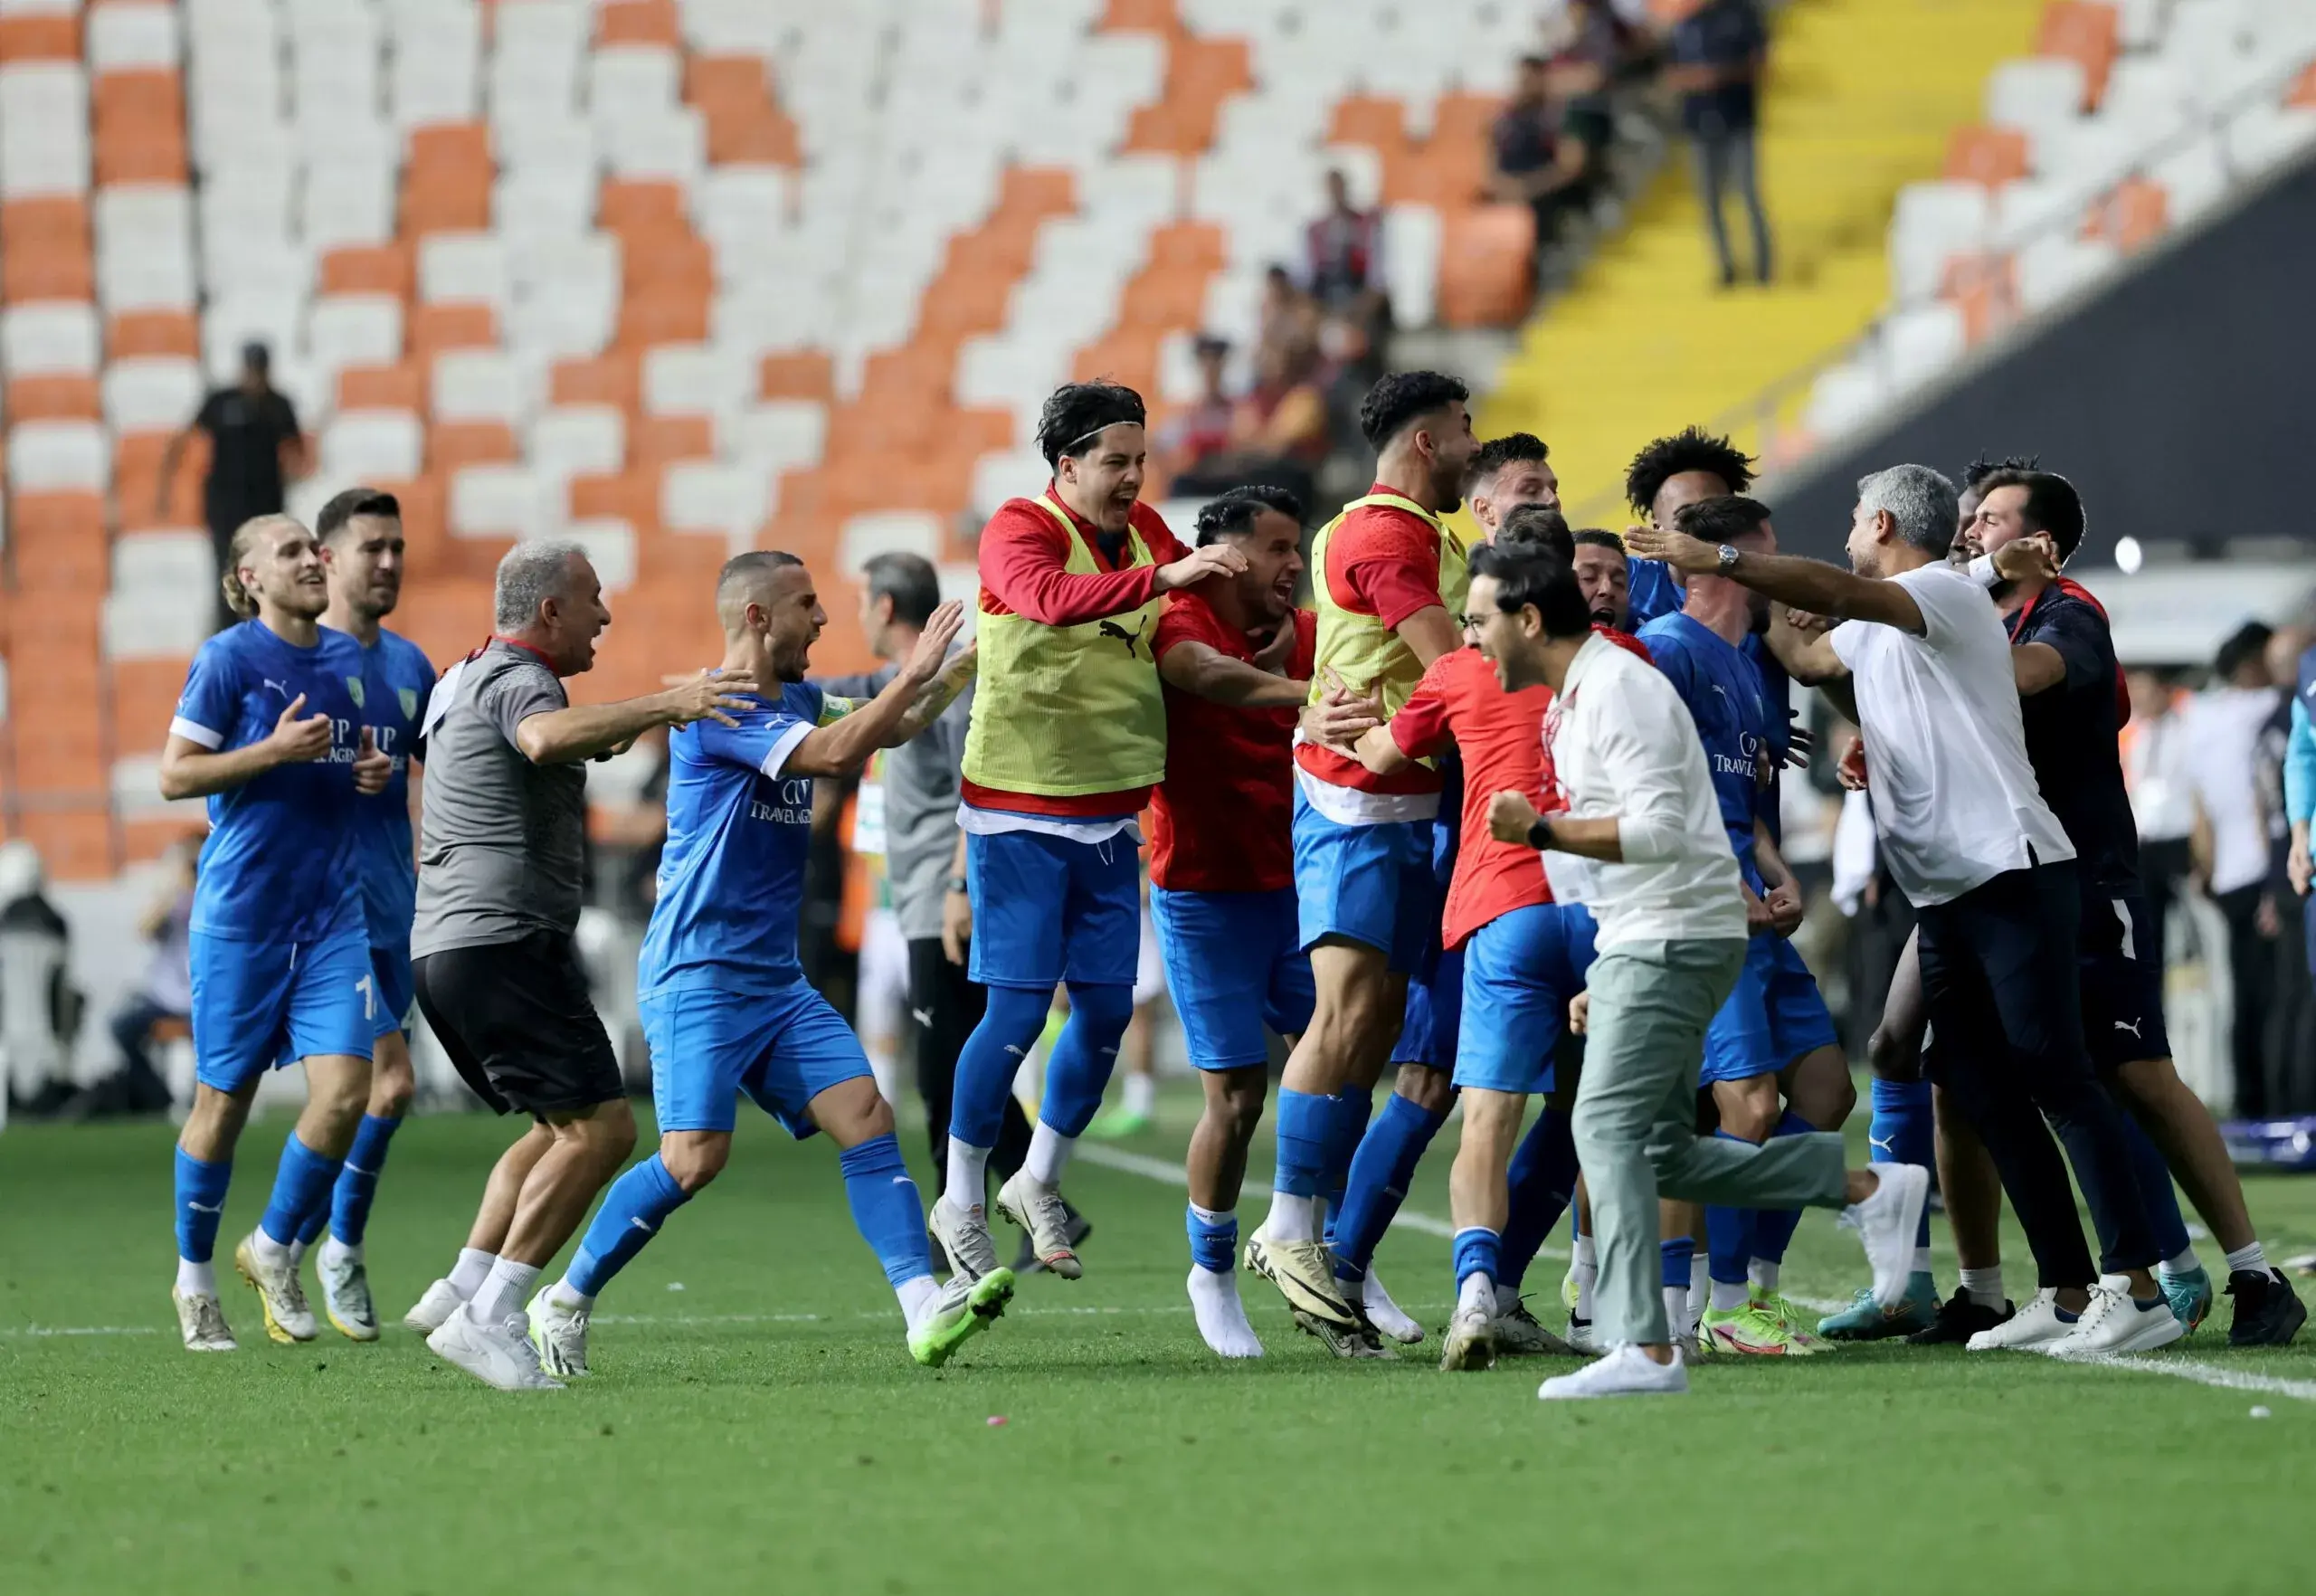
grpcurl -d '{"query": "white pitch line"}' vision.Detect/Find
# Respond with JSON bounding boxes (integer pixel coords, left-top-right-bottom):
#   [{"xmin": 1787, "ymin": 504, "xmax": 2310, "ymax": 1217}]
[{"xmin": 2062, "ymin": 1353, "xmax": 2316, "ymax": 1402}]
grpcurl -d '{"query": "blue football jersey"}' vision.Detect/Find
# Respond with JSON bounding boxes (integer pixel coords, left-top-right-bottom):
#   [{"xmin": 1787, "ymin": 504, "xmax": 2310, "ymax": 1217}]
[
  {"xmin": 1626, "ymin": 556, "xmax": 1685, "ymax": 630},
  {"xmin": 352, "ymin": 629, "xmax": 435, "ymax": 950},
  {"xmin": 170, "ymin": 620, "xmax": 368, "ymax": 943},
  {"xmin": 1637, "ymin": 612, "xmax": 1769, "ymax": 882},
  {"xmin": 637, "ymin": 683, "xmax": 857, "ymax": 996}
]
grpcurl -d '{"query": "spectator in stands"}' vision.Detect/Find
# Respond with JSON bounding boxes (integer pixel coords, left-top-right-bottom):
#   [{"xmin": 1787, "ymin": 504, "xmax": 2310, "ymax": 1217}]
[
  {"xmin": 1490, "ymin": 55, "xmax": 1593, "ymax": 269},
  {"xmin": 1155, "ymin": 336, "xmax": 1238, "ymax": 493},
  {"xmin": 2188, "ymin": 622, "xmax": 2283, "ymax": 1116},
  {"xmin": 0, "ymin": 840, "xmax": 81, "ymax": 1121},
  {"xmin": 1545, "ymin": 1, "xmax": 1633, "ymax": 204},
  {"xmin": 76, "ymin": 838, "xmax": 196, "ymax": 1120},
  {"xmin": 1664, "ymin": 0, "xmax": 1773, "ymax": 288},
  {"xmin": 1258, "ymin": 264, "xmax": 1320, "ymax": 356},
  {"xmin": 1303, "ymin": 169, "xmax": 1384, "ymax": 315},
  {"xmin": 155, "ymin": 342, "xmax": 313, "ymax": 632},
  {"xmin": 1175, "ymin": 340, "xmax": 1331, "ymax": 507},
  {"xmin": 2123, "ymin": 667, "xmax": 2197, "ymax": 964}
]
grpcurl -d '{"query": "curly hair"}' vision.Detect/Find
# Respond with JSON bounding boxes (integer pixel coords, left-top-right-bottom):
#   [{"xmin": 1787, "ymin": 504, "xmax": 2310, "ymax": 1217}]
[
  {"xmin": 1624, "ymin": 426, "xmax": 1756, "ymax": 518},
  {"xmin": 1357, "ymin": 370, "xmax": 1469, "ymax": 451}
]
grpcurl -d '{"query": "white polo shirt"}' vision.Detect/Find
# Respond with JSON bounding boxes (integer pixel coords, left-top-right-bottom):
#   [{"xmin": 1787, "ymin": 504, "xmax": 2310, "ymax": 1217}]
[{"xmin": 1827, "ymin": 562, "xmax": 2074, "ymax": 907}]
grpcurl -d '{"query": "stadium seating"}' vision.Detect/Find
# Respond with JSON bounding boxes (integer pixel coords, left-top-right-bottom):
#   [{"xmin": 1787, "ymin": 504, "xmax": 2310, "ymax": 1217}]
[
  {"xmin": 0, "ymin": 0, "xmax": 1542, "ymax": 877},
  {"xmin": 1796, "ymin": 0, "xmax": 2316, "ymax": 451}
]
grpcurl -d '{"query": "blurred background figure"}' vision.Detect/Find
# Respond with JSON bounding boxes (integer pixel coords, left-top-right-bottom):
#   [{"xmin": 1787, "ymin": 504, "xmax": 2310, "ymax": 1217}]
[
  {"xmin": 0, "ymin": 841, "xmax": 83, "ymax": 1125},
  {"xmin": 154, "ymin": 342, "xmax": 311, "ymax": 632},
  {"xmin": 1301, "ymin": 168, "xmax": 1382, "ymax": 321},
  {"xmin": 2123, "ymin": 667, "xmax": 2197, "ymax": 963},
  {"xmin": 74, "ymin": 837, "xmax": 198, "ymax": 1120},
  {"xmin": 1155, "ymin": 335, "xmax": 1239, "ymax": 491},
  {"xmin": 1664, "ymin": 0, "xmax": 1773, "ymax": 287},
  {"xmin": 2189, "ymin": 622, "xmax": 2282, "ymax": 1116},
  {"xmin": 1490, "ymin": 53, "xmax": 1593, "ymax": 278}
]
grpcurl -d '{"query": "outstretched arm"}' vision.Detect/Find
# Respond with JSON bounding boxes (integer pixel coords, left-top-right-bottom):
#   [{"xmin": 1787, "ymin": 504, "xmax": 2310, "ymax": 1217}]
[
  {"xmin": 1158, "ymin": 638, "xmax": 1308, "ymax": 708},
  {"xmin": 1626, "ymin": 524, "xmax": 1925, "ymax": 635}
]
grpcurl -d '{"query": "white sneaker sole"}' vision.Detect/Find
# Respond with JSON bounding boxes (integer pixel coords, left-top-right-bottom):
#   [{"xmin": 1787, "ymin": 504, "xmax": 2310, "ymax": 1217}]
[
  {"xmin": 2047, "ymin": 1308, "xmax": 2188, "ymax": 1358},
  {"xmin": 425, "ymin": 1319, "xmax": 565, "ymax": 1392}
]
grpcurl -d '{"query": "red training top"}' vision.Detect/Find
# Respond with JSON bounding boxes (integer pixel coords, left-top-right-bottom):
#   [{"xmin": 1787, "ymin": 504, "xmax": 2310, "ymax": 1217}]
[
  {"xmin": 961, "ymin": 489, "xmax": 1191, "ymax": 820},
  {"xmin": 1147, "ymin": 591, "xmax": 1317, "ymax": 894},
  {"xmin": 1293, "ymin": 482, "xmax": 1451, "ymax": 797}
]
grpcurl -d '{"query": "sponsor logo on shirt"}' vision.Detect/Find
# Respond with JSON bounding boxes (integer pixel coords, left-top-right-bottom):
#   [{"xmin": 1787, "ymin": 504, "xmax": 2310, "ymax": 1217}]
[
  {"xmin": 346, "ymin": 676, "xmax": 365, "ymax": 709},
  {"xmin": 749, "ymin": 776, "xmax": 813, "ymax": 826},
  {"xmin": 397, "ymin": 686, "xmax": 420, "ymax": 720}
]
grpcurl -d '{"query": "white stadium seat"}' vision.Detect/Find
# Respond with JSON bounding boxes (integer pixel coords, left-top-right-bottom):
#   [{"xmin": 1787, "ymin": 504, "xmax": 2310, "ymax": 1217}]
[
  {"xmin": 102, "ymin": 357, "xmax": 205, "ymax": 434},
  {"xmin": 1, "ymin": 302, "xmax": 100, "ymax": 375},
  {"xmin": 432, "ymin": 347, "xmax": 529, "ymax": 425},
  {"xmin": 660, "ymin": 461, "xmax": 768, "ymax": 547},
  {"xmin": 7, "ymin": 419, "xmax": 110, "ymax": 491},
  {"xmin": 322, "ymin": 410, "xmax": 425, "ymax": 482},
  {"xmin": 450, "ymin": 462, "xmax": 546, "ymax": 538},
  {"xmin": 527, "ymin": 404, "xmax": 626, "ymax": 481}
]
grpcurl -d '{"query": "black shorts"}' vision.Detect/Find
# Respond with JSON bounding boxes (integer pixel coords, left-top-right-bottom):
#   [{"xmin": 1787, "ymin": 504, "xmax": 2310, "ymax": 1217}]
[
  {"xmin": 413, "ymin": 931, "xmax": 622, "ymax": 1118},
  {"xmin": 2078, "ymin": 891, "xmax": 2170, "ymax": 1072}
]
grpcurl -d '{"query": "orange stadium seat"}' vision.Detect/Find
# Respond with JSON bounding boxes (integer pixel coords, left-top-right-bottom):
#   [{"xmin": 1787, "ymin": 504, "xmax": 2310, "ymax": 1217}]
[
  {"xmin": 409, "ymin": 302, "xmax": 495, "ymax": 356},
  {"xmin": 1437, "ymin": 205, "xmax": 1535, "ymax": 328},
  {"xmin": 108, "ymin": 659, "xmax": 192, "ymax": 755},
  {"xmin": 114, "ymin": 432, "xmax": 206, "ymax": 529},
  {"xmin": 5, "ymin": 374, "xmax": 102, "ymax": 422},
  {"xmin": 630, "ymin": 414, "xmax": 715, "ymax": 467},
  {"xmin": 107, "ymin": 309, "xmax": 200, "ymax": 360},
  {"xmin": 429, "ymin": 420, "xmax": 518, "ymax": 474},
  {"xmin": 555, "ymin": 354, "xmax": 643, "ymax": 413},
  {"xmin": 0, "ymin": 13, "xmax": 79, "ymax": 62},
  {"xmin": 339, "ymin": 362, "xmax": 429, "ymax": 414},
  {"xmin": 596, "ymin": 0, "xmax": 681, "ymax": 47},
  {"xmin": 1943, "ymin": 126, "xmax": 2032, "ymax": 186},
  {"xmin": 2036, "ymin": 2, "xmax": 2121, "ymax": 111},
  {"xmin": 2086, "ymin": 176, "xmax": 2168, "ymax": 253},
  {"xmin": 570, "ymin": 470, "xmax": 663, "ymax": 532},
  {"xmin": 320, "ymin": 243, "xmax": 416, "ymax": 299}
]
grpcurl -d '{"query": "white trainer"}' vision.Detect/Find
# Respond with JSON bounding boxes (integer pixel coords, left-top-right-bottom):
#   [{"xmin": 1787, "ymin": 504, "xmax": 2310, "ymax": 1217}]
[
  {"xmin": 1187, "ymin": 1266, "xmax": 1264, "ymax": 1359},
  {"xmin": 403, "ymin": 1278, "xmax": 465, "ymax": 1334},
  {"xmin": 2045, "ymin": 1277, "xmax": 2188, "ymax": 1358},
  {"xmin": 317, "ymin": 1245, "xmax": 378, "ymax": 1342},
  {"xmin": 527, "ymin": 1288, "xmax": 593, "ymax": 1377},
  {"xmin": 929, "ymin": 1197, "xmax": 1001, "ymax": 1284},
  {"xmin": 1537, "ymin": 1343, "xmax": 1688, "ymax": 1401},
  {"xmin": 173, "ymin": 1287, "xmax": 237, "ymax": 1352},
  {"xmin": 233, "ymin": 1231, "xmax": 318, "ymax": 1344},
  {"xmin": 1438, "ymin": 1302, "xmax": 1495, "ymax": 1372},
  {"xmin": 1361, "ymin": 1268, "xmax": 1425, "ymax": 1345},
  {"xmin": 1838, "ymin": 1163, "xmax": 1932, "ymax": 1307},
  {"xmin": 1492, "ymin": 1297, "xmax": 1577, "ymax": 1357},
  {"xmin": 1967, "ymin": 1287, "xmax": 2074, "ymax": 1351},
  {"xmin": 994, "ymin": 1171, "xmax": 1082, "ymax": 1279},
  {"xmin": 427, "ymin": 1307, "xmax": 565, "ymax": 1391}
]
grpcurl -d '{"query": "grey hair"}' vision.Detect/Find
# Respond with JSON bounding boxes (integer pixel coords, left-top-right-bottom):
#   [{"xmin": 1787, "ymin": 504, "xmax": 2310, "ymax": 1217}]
[
  {"xmin": 1856, "ymin": 464, "xmax": 1960, "ymax": 556},
  {"xmin": 494, "ymin": 538, "xmax": 589, "ymax": 630}
]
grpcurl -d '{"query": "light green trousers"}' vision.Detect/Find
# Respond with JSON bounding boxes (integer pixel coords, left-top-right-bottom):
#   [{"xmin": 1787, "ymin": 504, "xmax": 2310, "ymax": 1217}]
[{"xmin": 1575, "ymin": 938, "xmax": 1850, "ymax": 1347}]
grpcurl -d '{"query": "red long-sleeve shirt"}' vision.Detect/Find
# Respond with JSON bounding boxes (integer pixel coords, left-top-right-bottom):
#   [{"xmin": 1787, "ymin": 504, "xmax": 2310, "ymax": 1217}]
[{"xmin": 960, "ymin": 488, "xmax": 1190, "ymax": 819}]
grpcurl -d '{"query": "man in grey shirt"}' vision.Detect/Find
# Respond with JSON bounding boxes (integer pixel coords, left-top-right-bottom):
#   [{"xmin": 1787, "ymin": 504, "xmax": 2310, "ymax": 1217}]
[
  {"xmin": 404, "ymin": 538, "xmax": 751, "ymax": 1391},
  {"xmin": 821, "ymin": 553, "xmax": 1038, "ymax": 1218}
]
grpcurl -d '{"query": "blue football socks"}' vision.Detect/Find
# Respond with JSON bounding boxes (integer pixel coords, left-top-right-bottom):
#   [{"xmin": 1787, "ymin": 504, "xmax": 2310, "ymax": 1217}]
[
  {"xmin": 174, "ymin": 1148, "xmax": 232, "ymax": 1264},
  {"xmin": 297, "ymin": 1113, "xmax": 402, "ymax": 1249},
  {"xmin": 258, "ymin": 1132, "xmax": 345, "ymax": 1249},
  {"xmin": 1271, "ymin": 1088, "xmax": 1331, "ymax": 1199},
  {"xmin": 1329, "ymin": 1092, "xmax": 1448, "ymax": 1284},
  {"xmin": 1747, "ymin": 1109, "xmax": 1818, "ymax": 1266},
  {"xmin": 1187, "ymin": 1202, "xmax": 1239, "ymax": 1274},
  {"xmin": 1319, "ymin": 1084, "xmax": 1375, "ymax": 1244},
  {"xmin": 1452, "ymin": 1225, "xmax": 1501, "ymax": 1294},
  {"xmin": 840, "ymin": 1134, "xmax": 934, "ymax": 1287},
  {"xmin": 949, "ymin": 983, "xmax": 1053, "ymax": 1149},
  {"xmin": 1039, "ymin": 983, "xmax": 1134, "ymax": 1139},
  {"xmin": 1870, "ymin": 1076, "xmax": 1935, "ymax": 1249},
  {"xmin": 566, "ymin": 1153, "xmax": 689, "ymax": 1299}
]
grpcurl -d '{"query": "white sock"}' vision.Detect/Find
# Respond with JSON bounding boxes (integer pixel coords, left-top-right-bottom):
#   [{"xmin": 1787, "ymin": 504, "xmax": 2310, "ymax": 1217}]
[
  {"xmin": 1123, "ymin": 1070, "xmax": 1155, "ymax": 1117},
  {"xmin": 1663, "ymin": 1284, "xmax": 1689, "ymax": 1335},
  {"xmin": 248, "ymin": 1228, "xmax": 290, "ymax": 1268},
  {"xmin": 176, "ymin": 1258, "xmax": 216, "ymax": 1297},
  {"xmin": 1911, "ymin": 1244, "xmax": 1933, "ymax": 1275},
  {"xmin": 288, "ymin": 1238, "xmax": 310, "ymax": 1269},
  {"xmin": 897, "ymin": 1273, "xmax": 940, "ymax": 1329},
  {"xmin": 1573, "ymin": 1233, "xmax": 1596, "ymax": 1271},
  {"xmin": 1187, "ymin": 1265, "xmax": 1263, "ymax": 1358},
  {"xmin": 1574, "ymin": 1268, "xmax": 1595, "ymax": 1320},
  {"xmin": 468, "ymin": 1259, "xmax": 540, "ymax": 1325},
  {"xmin": 1959, "ymin": 1266, "xmax": 2004, "ymax": 1309},
  {"xmin": 449, "ymin": 1247, "xmax": 497, "ymax": 1299},
  {"xmin": 1708, "ymin": 1278, "xmax": 1749, "ymax": 1313},
  {"xmin": 2160, "ymin": 1246, "xmax": 2203, "ymax": 1278},
  {"xmin": 548, "ymin": 1275, "xmax": 593, "ymax": 1312},
  {"xmin": 1024, "ymin": 1120, "xmax": 1074, "ymax": 1187},
  {"xmin": 1686, "ymin": 1255, "xmax": 1709, "ymax": 1322},
  {"xmin": 944, "ymin": 1141, "xmax": 991, "ymax": 1213},
  {"xmin": 2224, "ymin": 1240, "xmax": 2269, "ymax": 1276},
  {"xmin": 1264, "ymin": 1191, "xmax": 1317, "ymax": 1243},
  {"xmin": 1495, "ymin": 1281, "xmax": 1523, "ymax": 1316},
  {"xmin": 1457, "ymin": 1270, "xmax": 1495, "ymax": 1316},
  {"xmin": 319, "ymin": 1235, "xmax": 357, "ymax": 1272},
  {"xmin": 1748, "ymin": 1259, "xmax": 1780, "ymax": 1295}
]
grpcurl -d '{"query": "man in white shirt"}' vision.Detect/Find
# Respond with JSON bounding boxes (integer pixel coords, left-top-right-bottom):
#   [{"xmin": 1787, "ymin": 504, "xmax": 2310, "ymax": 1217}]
[
  {"xmin": 1630, "ymin": 463, "xmax": 2183, "ymax": 1356},
  {"xmin": 2184, "ymin": 625, "xmax": 2282, "ymax": 1118},
  {"xmin": 1469, "ymin": 543, "xmax": 1925, "ymax": 1400}
]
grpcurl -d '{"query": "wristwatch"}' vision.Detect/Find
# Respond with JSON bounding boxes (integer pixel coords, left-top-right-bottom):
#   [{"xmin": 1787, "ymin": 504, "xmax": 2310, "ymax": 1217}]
[
  {"xmin": 1525, "ymin": 815, "xmax": 1556, "ymax": 851},
  {"xmin": 946, "ymin": 875, "xmax": 969, "ymax": 894},
  {"xmin": 1716, "ymin": 543, "xmax": 1741, "ymax": 574}
]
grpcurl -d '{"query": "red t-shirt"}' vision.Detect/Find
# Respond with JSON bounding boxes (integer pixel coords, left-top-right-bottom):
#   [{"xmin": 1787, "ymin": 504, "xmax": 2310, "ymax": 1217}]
[
  {"xmin": 961, "ymin": 489, "xmax": 1191, "ymax": 820},
  {"xmin": 1147, "ymin": 592, "xmax": 1317, "ymax": 893},
  {"xmin": 1391, "ymin": 647, "xmax": 1555, "ymax": 948},
  {"xmin": 1294, "ymin": 483, "xmax": 1450, "ymax": 796}
]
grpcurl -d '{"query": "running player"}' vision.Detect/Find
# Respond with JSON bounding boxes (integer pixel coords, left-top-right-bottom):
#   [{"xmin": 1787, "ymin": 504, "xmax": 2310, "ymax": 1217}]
[
  {"xmin": 1637, "ymin": 497, "xmax": 1841, "ymax": 1355},
  {"xmin": 402, "ymin": 541, "xmax": 752, "ymax": 1390},
  {"xmin": 1146, "ymin": 486, "xmax": 1318, "ymax": 1359},
  {"xmin": 159, "ymin": 515, "xmax": 392, "ymax": 1351},
  {"xmin": 930, "ymin": 382, "xmax": 1247, "ymax": 1286},
  {"xmin": 529, "ymin": 556, "xmax": 1011, "ymax": 1373},
  {"xmin": 1342, "ymin": 518, "xmax": 1610, "ymax": 1371},
  {"xmin": 1251, "ymin": 371, "xmax": 1475, "ymax": 1335},
  {"xmin": 293, "ymin": 488, "xmax": 435, "ymax": 1341}
]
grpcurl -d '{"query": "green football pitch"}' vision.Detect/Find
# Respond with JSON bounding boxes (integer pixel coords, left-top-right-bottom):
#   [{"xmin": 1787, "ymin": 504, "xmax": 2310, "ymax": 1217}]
[{"xmin": 5, "ymin": 1090, "xmax": 2313, "ymax": 1595}]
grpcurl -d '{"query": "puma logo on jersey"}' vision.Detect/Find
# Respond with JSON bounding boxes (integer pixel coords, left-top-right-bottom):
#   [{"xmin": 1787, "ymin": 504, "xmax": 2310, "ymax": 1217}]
[
  {"xmin": 2112, "ymin": 1018, "xmax": 2143, "ymax": 1039},
  {"xmin": 261, "ymin": 679, "xmax": 292, "ymax": 699},
  {"xmin": 1097, "ymin": 618, "xmax": 1148, "ymax": 659},
  {"xmin": 911, "ymin": 1008, "xmax": 935, "ymax": 1029}
]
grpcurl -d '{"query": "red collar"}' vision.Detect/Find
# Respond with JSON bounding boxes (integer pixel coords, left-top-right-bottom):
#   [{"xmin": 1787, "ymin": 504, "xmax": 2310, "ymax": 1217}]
[{"xmin": 486, "ymin": 633, "xmax": 561, "ymax": 671}]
